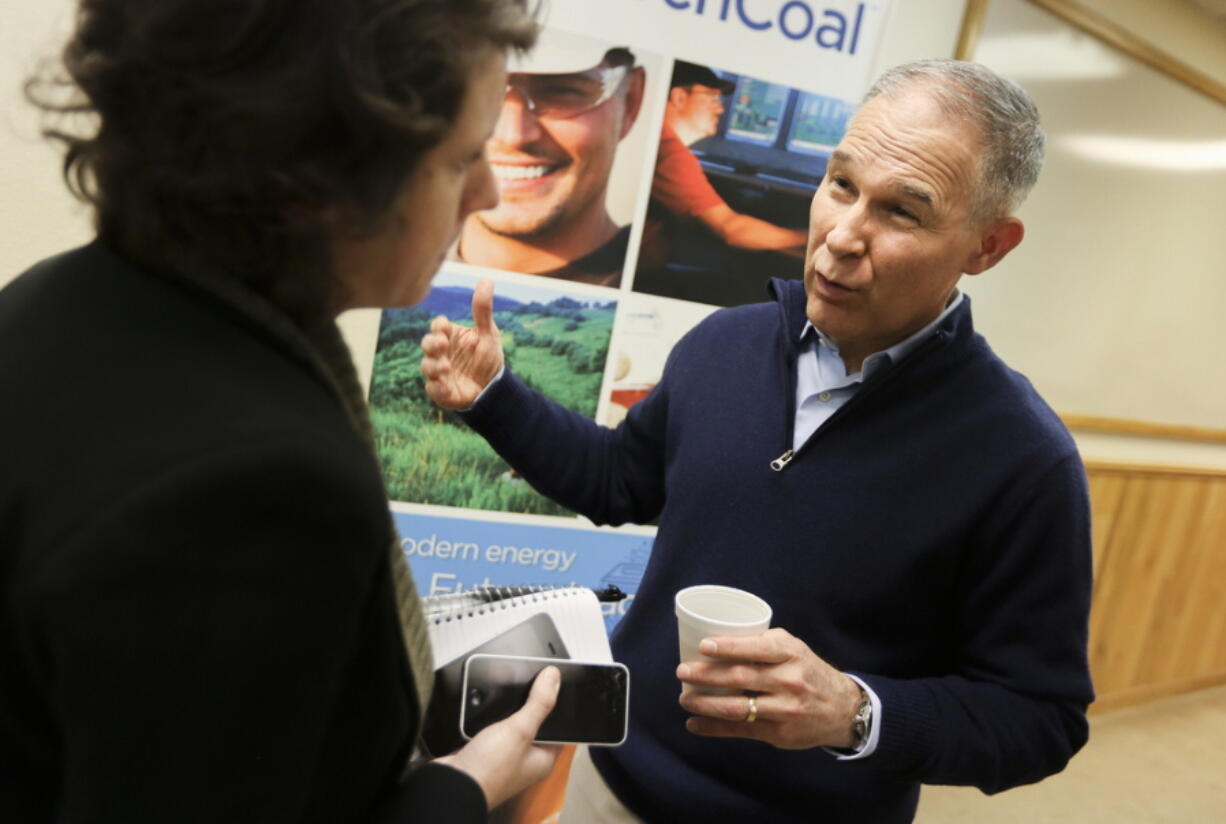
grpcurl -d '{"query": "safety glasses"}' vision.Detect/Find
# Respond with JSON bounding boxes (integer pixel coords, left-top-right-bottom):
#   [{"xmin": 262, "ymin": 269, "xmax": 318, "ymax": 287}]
[{"xmin": 505, "ymin": 63, "xmax": 631, "ymax": 119}]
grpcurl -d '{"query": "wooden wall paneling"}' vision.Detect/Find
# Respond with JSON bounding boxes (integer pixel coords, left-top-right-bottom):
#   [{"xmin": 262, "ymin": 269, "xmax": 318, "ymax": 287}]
[
  {"xmin": 1087, "ymin": 472, "xmax": 1163, "ymax": 693},
  {"xmin": 1084, "ymin": 469, "xmax": 1125, "ymax": 691},
  {"xmin": 1086, "ymin": 471, "xmax": 1128, "ymax": 593},
  {"xmin": 1090, "ymin": 473, "xmax": 1194, "ymax": 693},
  {"xmin": 1188, "ymin": 480, "xmax": 1226, "ymax": 676},
  {"xmin": 1084, "ymin": 464, "xmax": 1226, "ymax": 711},
  {"xmin": 1163, "ymin": 478, "xmax": 1223, "ymax": 681},
  {"xmin": 1134, "ymin": 477, "xmax": 1209, "ymax": 688}
]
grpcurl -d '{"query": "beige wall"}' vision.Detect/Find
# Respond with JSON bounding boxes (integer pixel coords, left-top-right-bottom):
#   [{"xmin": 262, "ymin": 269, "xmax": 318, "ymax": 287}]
[
  {"xmin": 962, "ymin": 0, "xmax": 1226, "ymax": 469},
  {"xmin": 884, "ymin": 0, "xmax": 1226, "ymax": 471},
  {"xmin": 0, "ymin": 0, "xmax": 91, "ymax": 281}
]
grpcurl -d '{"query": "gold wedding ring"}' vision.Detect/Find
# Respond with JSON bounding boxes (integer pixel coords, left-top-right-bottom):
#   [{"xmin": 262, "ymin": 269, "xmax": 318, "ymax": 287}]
[{"xmin": 745, "ymin": 695, "xmax": 758, "ymax": 723}]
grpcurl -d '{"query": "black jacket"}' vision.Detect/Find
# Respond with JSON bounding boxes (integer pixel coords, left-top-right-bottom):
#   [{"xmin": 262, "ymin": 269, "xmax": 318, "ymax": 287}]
[{"xmin": 0, "ymin": 243, "xmax": 484, "ymax": 822}]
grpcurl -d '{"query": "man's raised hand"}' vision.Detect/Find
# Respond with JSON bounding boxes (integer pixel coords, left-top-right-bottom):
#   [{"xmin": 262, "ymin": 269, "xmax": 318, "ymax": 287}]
[{"xmin": 420, "ymin": 279, "xmax": 506, "ymax": 410}]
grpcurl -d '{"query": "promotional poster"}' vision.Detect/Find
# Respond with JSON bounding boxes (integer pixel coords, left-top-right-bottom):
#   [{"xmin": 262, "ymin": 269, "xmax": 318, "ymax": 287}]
[{"xmin": 373, "ymin": 0, "xmax": 895, "ymax": 640}]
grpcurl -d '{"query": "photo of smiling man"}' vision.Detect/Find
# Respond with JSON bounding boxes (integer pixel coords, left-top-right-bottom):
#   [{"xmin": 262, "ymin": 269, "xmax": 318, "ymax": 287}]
[{"xmin": 452, "ymin": 29, "xmax": 649, "ymax": 287}]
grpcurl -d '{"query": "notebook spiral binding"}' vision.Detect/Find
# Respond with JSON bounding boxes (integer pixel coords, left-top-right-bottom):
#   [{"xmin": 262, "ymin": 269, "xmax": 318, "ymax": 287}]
[
  {"xmin": 423, "ymin": 583, "xmax": 626, "ymax": 624},
  {"xmin": 424, "ymin": 584, "xmax": 553, "ymax": 623}
]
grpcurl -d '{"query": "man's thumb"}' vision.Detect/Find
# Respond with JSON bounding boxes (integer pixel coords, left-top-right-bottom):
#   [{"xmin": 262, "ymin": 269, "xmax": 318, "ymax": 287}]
[{"xmin": 472, "ymin": 279, "xmax": 497, "ymax": 334}]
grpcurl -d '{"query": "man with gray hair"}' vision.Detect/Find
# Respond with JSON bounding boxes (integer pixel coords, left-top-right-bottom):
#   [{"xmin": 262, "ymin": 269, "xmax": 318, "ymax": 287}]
[{"xmin": 421, "ymin": 58, "xmax": 1093, "ymax": 822}]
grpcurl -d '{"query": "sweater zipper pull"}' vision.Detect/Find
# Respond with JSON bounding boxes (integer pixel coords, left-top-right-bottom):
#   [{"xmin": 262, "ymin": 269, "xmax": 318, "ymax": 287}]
[{"xmin": 770, "ymin": 449, "xmax": 794, "ymax": 472}]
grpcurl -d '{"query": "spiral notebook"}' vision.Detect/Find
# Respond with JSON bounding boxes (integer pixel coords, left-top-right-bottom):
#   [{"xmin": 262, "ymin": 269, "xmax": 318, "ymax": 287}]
[{"xmin": 420, "ymin": 585, "xmax": 614, "ymax": 756}]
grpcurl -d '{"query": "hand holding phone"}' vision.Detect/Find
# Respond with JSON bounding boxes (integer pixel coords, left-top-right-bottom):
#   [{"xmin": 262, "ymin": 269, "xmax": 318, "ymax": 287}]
[
  {"xmin": 433, "ymin": 663, "xmax": 562, "ymax": 811},
  {"xmin": 422, "ymin": 613, "xmax": 569, "ymax": 757},
  {"xmin": 460, "ymin": 654, "xmax": 630, "ymax": 746}
]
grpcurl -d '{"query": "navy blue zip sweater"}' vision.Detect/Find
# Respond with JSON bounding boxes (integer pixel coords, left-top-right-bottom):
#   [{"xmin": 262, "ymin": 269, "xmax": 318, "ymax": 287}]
[{"xmin": 461, "ymin": 279, "xmax": 1093, "ymax": 823}]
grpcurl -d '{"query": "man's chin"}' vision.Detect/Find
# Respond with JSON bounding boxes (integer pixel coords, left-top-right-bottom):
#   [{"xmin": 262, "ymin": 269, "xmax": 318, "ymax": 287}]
[{"xmin": 475, "ymin": 209, "xmax": 564, "ymax": 240}]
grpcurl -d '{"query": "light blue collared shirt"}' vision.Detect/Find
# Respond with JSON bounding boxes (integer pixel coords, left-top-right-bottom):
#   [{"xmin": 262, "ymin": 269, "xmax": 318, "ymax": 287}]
[{"xmin": 794, "ymin": 291, "xmax": 964, "ymax": 452}]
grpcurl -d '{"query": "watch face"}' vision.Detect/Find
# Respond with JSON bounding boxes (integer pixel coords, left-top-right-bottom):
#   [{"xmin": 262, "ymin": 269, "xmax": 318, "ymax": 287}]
[{"xmin": 852, "ymin": 693, "xmax": 871, "ymax": 745}]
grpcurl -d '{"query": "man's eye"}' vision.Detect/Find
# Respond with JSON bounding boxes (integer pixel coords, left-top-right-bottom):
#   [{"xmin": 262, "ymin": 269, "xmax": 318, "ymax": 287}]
[
  {"xmin": 536, "ymin": 84, "xmax": 591, "ymax": 100},
  {"xmin": 890, "ymin": 205, "xmax": 917, "ymax": 221}
]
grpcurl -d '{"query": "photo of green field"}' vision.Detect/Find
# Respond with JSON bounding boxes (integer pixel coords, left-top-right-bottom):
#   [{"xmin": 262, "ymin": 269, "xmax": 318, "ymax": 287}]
[{"xmin": 369, "ymin": 272, "xmax": 616, "ymax": 516}]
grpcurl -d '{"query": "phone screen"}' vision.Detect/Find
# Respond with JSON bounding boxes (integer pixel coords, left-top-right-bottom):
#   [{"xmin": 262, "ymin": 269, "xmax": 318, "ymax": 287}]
[{"xmin": 460, "ymin": 654, "xmax": 629, "ymax": 746}]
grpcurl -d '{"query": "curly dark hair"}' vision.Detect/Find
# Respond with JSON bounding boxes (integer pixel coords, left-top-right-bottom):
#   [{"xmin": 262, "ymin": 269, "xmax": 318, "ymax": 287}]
[{"xmin": 27, "ymin": 0, "xmax": 538, "ymax": 320}]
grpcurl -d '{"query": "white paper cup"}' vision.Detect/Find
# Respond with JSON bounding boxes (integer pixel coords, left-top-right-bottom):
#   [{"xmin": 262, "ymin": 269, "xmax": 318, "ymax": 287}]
[{"xmin": 675, "ymin": 585, "xmax": 772, "ymax": 694}]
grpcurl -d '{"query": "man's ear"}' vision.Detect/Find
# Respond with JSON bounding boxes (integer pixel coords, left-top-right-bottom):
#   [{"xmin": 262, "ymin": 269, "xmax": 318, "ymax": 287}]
[
  {"xmin": 665, "ymin": 85, "xmax": 688, "ymax": 112},
  {"xmin": 963, "ymin": 216, "xmax": 1024, "ymax": 275},
  {"xmin": 618, "ymin": 67, "xmax": 647, "ymax": 140}
]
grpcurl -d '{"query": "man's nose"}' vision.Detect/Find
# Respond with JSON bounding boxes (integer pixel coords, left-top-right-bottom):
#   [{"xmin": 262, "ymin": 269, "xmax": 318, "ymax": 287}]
[
  {"xmin": 824, "ymin": 205, "xmax": 869, "ymax": 257},
  {"xmin": 492, "ymin": 90, "xmax": 543, "ymax": 146}
]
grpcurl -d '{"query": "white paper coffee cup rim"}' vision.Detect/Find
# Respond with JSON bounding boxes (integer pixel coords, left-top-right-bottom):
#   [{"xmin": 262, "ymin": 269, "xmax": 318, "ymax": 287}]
[{"xmin": 675, "ymin": 584, "xmax": 771, "ymax": 628}]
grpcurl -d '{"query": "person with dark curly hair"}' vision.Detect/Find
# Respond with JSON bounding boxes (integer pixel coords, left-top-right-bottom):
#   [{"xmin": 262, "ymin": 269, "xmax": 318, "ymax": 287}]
[{"xmin": 0, "ymin": 1, "xmax": 564, "ymax": 821}]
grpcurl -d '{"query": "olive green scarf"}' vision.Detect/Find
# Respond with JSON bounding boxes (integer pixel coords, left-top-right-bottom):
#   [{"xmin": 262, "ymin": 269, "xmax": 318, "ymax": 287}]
[{"xmin": 165, "ymin": 259, "xmax": 434, "ymax": 719}]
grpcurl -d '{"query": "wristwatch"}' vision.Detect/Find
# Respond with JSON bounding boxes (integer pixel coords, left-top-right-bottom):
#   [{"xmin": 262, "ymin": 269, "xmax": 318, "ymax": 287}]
[{"xmin": 851, "ymin": 686, "xmax": 873, "ymax": 748}]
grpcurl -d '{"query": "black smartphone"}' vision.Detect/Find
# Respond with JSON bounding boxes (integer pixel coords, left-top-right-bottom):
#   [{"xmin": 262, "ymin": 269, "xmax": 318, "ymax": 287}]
[
  {"xmin": 460, "ymin": 654, "xmax": 630, "ymax": 746},
  {"xmin": 421, "ymin": 613, "xmax": 569, "ymax": 757}
]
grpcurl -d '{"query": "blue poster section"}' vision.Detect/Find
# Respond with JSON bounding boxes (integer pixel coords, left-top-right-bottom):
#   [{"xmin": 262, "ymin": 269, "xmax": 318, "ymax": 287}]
[{"xmin": 393, "ymin": 509, "xmax": 654, "ymax": 634}]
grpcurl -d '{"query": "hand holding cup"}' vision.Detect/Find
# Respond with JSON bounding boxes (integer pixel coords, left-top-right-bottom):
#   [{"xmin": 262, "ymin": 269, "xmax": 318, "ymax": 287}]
[{"xmin": 674, "ymin": 585, "xmax": 772, "ymax": 695}]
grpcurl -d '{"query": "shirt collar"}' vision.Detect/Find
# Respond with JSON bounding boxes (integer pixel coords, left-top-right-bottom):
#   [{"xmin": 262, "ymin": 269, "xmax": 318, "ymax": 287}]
[{"xmin": 800, "ymin": 290, "xmax": 964, "ymax": 379}]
